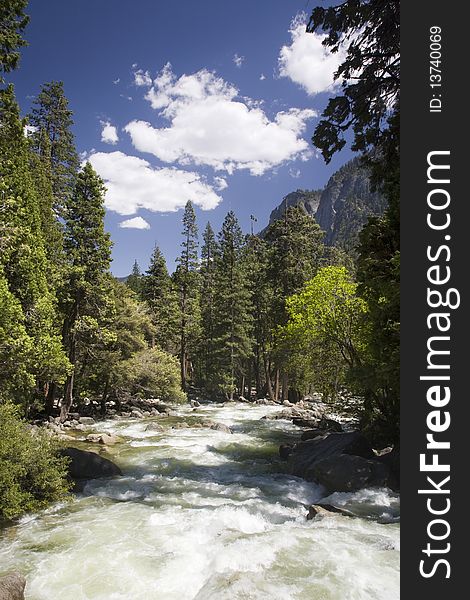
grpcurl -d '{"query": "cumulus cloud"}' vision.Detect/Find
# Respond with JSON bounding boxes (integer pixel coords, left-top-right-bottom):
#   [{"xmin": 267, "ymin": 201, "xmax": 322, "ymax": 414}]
[
  {"xmin": 119, "ymin": 216, "xmax": 150, "ymax": 229},
  {"xmin": 259, "ymin": 73, "xmax": 266, "ymax": 81},
  {"xmin": 113, "ymin": 77, "xmax": 120, "ymax": 85},
  {"xmin": 278, "ymin": 15, "xmax": 346, "ymax": 96},
  {"xmin": 100, "ymin": 121, "xmax": 119, "ymax": 145},
  {"xmin": 134, "ymin": 69, "xmax": 152, "ymax": 87},
  {"xmin": 88, "ymin": 151, "xmax": 222, "ymax": 215},
  {"xmin": 233, "ymin": 53, "xmax": 244, "ymax": 68},
  {"xmin": 125, "ymin": 64, "xmax": 316, "ymax": 175}
]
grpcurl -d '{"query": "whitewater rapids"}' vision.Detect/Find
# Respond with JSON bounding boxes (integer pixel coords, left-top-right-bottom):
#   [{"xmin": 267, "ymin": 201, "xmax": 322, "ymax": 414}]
[{"xmin": 0, "ymin": 403, "xmax": 399, "ymax": 599}]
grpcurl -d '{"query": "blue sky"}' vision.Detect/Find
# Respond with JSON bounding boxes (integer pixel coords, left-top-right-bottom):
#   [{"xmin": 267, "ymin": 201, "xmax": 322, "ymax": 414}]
[{"xmin": 11, "ymin": 0, "xmax": 352, "ymax": 276}]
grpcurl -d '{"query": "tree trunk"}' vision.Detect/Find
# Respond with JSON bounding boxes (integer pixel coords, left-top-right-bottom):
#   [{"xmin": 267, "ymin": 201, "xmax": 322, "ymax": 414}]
[
  {"xmin": 274, "ymin": 368, "xmax": 280, "ymax": 402},
  {"xmin": 263, "ymin": 355, "xmax": 274, "ymax": 401},
  {"xmin": 281, "ymin": 372, "xmax": 288, "ymax": 403},
  {"xmin": 45, "ymin": 382, "xmax": 56, "ymax": 415}
]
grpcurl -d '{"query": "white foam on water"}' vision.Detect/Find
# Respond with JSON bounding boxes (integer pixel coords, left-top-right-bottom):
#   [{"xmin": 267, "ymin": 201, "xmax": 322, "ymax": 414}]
[{"xmin": 0, "ymin": 402, "xmax": 399, "ymax": 599}]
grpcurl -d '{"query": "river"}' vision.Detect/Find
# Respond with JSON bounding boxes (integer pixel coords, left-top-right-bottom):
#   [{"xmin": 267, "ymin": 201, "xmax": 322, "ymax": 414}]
[{"xmin": 0, "ymin": 402, "xmax": 400, "ymax": 599}]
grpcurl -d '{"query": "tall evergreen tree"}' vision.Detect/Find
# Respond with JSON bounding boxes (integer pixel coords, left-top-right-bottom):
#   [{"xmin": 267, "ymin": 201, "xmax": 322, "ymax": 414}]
[
  {"xmin": 174, "ymin": 201, "xmax": 200, "ymax": 390},
  {"xmin": 0, "ymin": 85, "xmax": 69, "ymax": 410},
  {"xmin": 211, "ymin": 212, "xmax": 252, "ymax": 400},
  {"xmin": 29, "ymin": 81, "xmax": 79, "ymax": 214},
  {"xmin": 59, "ymin": 162, "xmax": 112, "ymax": 420},
  {"xmin": 198, "ymin": 222, "xmax": 218, "ymax": 388},
  {"xmin": 126, "ymin": 259, "xmax": 143, "ymax": 297},
  {"xmin": 265, "ymin": 206, "xmax": 326, "ymax": 401},
  {"xmin": 142, "ymin": 245, "xmax": 179, "ymax": 352},
  {"xmin": 0, "ymin": 0, "xmax": 29, "ymax": 82}
]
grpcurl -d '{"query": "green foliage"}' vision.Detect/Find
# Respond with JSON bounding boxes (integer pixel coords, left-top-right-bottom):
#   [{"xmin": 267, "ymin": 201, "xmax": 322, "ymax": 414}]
[
  {"xmin": 210, "ymin": 211, "xmax": 253, "ymax": 399},
  {"xmin": 0, "ymin": 86, "xmax": 70, "ymax": 409},
  {"xmin": 29, "ymin": 81, "xmax": 79, "ymax": 213},
  {"xmin": 283, "ymin": 266, "xmax": 367, "ymax": 398},
  {"xmin": 0, "ymin": 402, "xmax": 71, "ymax": 521},
  {"xmin": 307, "ymin": 0, "xmax": 400, "ymax": 443},
  {"xmin": 174, "ymin": 201, "xmax": 200, "ymax": 390},
  {"xmin": 0, "ymin": 0, "xmax": 29, "ymax": 82},
  {"xmin": 143, "ymin": 246, "xmax": 179, "ymax": 353},
  {"xmin": 60, "ymin": 162, "xmax": 112, "ymax": 418},
  {"xmin": 307, "ymin": 0, "xmax": 399, "ymax": 168},
  {"xmin": 126, "ymin": 260, "xmax": 143, "ymax": 297},
  {"xmin": 113, "ymin": 347, "xmax": 186, "ymax": 404}
]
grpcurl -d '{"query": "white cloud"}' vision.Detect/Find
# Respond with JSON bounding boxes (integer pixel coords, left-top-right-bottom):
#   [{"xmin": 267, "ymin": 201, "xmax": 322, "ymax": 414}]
[
  {"xmin": 259, "ymin": 73, "xmax": 266, "ymax": 81},
  {"xmin": 125, "ymin": 64, "xmax": 316, "ymax": 175},
  {"xmin": 289, "ymin": 168, "xmax": 301, "ymax": 178},
  {"xmin": 233, "ymin": 53, "xmax": 244, "ymax": 68},
  {"xmin": 278, "ymin": 15, "xmax": 346, "ymax": 96},
  {"xmin": 134, "ymin": 69, "xmax": 152, "ymax": 87},
  {"xmin": 100, "ymin": 121, "xmax": 119, "ymax": 145},
  {"xmin": 88, "ymin": 151, "xmax": 222, "ymax": 215},
  {"xmin": 113, "ymin": 77, "xmax": 120, "ymax": 85},
  {"xmin": 213, "ymin": 176, "xmax": 228, "ymax": 191},
  {"xmin": 119, "ymin": 216, "xmax": 150, "ymax": 230}
]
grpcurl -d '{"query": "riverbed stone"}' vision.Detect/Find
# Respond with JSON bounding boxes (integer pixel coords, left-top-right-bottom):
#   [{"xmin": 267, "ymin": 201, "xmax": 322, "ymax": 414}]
[
  {"xmin": 300, "ymin": 429, "xmax": 323, "ymax": 442},
  {"xmin": 311, "ymin": 454, "xmax": 391, "ymax": 492},
  {"xmin": 145, "ymin": 422, "xmax": 164, "ymax": 432},
  {"xmin": 86, "ymin": 433, "xmax": 123, "ymax": 445},
  {"xmin": 78, "ymin": 416, "xmax": 95, "ymax": 426},
  {"xmin": 59, "ymin": 447, "xmax": 122, "ymax": 480},
  {"xmin": 307, "ymin": 503, "xmax": 355, "ymax": 520},
  {"xmin": 210, "ymin": 422, "xmax": 233, "ymax": 434},
  {"xmin": 288, "ymin": 431, "xmax": 375, "ymax": 484},
  {"xmin": 0, "ymin": 572, "xmax": 26, "ymax": 600}
]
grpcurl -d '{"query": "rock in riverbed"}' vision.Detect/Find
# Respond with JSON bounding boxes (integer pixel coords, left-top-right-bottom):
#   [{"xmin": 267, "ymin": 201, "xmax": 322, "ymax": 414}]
[
  {"xmin": 86, "ymin": 433, "xmax": 123, "ymax": 445},
  {"xmin": 0, "ymin": 573, "xmax": 26, "ymax": 600},
  {"xmin": 287, "ymin": 431, "xmax": 392, "ymax": 492},
  {"xmin": 59, "ymin": 447, "xmax": 122, "ymax": 480},
  {"xmin": 307, "ymin": 503, "xmax": 355, "ymax": 520}
]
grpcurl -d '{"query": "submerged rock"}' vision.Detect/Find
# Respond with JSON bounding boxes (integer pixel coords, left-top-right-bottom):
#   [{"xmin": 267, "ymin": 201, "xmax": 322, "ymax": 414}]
[
  {"xmin": 0, "ymin": 572, "xmax": 26, "ymax": 600},
  {"xmin": 279, "ymin": 444, "xmax": 293, "ymax": 460},
  {"xmin": 86, "ymin": 433, "xmax": 123, "ymax": 445},
  {"xmin": 210, "ymin": 422, "xmax": 233, "ymax": 434},
  {"xmin": 307, "ymin": 503, "xmax": 355, "ymax": 520},
  {"xmin": 59, "ymin": 447, "xmax": 122, "ymax": 480},
  {"xmin": 145, "ymin": 422, "xmax": 164, "ymax": 432}
]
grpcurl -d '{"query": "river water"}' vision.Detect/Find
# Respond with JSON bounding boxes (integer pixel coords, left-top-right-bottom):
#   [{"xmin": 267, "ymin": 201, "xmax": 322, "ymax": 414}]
[{"xmin": 0, "ymin": 403, "xmax": 400, "ymax": 599}]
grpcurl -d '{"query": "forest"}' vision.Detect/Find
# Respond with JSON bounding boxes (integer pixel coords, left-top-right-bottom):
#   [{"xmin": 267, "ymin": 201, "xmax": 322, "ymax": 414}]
[{"xmin": 0, "ymin": 0, "xmax": 399, "ymax": 526}]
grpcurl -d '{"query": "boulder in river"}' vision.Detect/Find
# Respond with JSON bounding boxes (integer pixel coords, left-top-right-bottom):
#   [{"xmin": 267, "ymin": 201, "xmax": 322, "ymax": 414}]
[
  {"xmin": 59, "ymin": 447, "xmax": 122, "ymax": 480},
  {"xmin": 307, "ymin": 503, "xmax": 355, "ymax": 520},
  {"xmin": 145, "ymin": 422, "xmax": 164, "ymax": 432},
  {"xmin": 311, "ymin": 454, "xmax": 391, "ymax": 492},
  {"xmin": 0, "ymin": 572, "xmax": 26, "ymax": 600},
  {"xmin": 86, "ymin": 433, "xmax": 123, "ymax": 445},
  {"xmin": 279, "ymin": 444, "xmax": 293, "ymax": 460},
  {"xmin": 292, "ymin": 417, "xmax": 319, "ymax": 429},
  {"xmin": 78, "ymin": 416, "xmax": 95, "ymax": 426},
  {"xmin": 318, "ymin": 417, "xmax": 343, "ymax": 432},
  {"xmin": 287, "ymin": 431, "xmax": 389, "ymax": 492},
  {"xmin": 300, "ymin": 429, "xmax": 323, "ymax": 442},
  {"xmin": 210, "ymin": 422, "xmax": 233, "ymax": 434}
]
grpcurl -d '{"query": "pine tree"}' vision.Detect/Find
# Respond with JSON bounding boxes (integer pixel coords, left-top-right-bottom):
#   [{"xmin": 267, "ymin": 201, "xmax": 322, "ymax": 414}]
[
  {"xmin": 29, "ymin": 81, "xmax": 79, "ymax": 215},
  {"xmin": 0, "ymin": 0, "xmax": 29, "ymax": 82},
  {"xmin": 211, "ymin": 212, "xmax": 252, "ymax": 400},
  {"xmin": 126, "ymin": 259, "xmax": 143, "ymax": 297},
  {"xmin": 265, "ymin": 205, "xmax": 326, "ymax": 401},
  {"xmin": 60, "ymin": 162, "xmax": 112, "ymax": 420},
  {"xmin": 0, "ymin": 85, "xmax": 69, "ymax": 410},
  {"xmin": 174, "ymin": 201, "xmax": 200, "ymax": 390},
  {"xmin": 198, "ymin": 222, "xmax": 218, "ymax": 389},
  {"xmin": 142, "ymin": 245, "xmax": 179, "ymax": 352}
]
